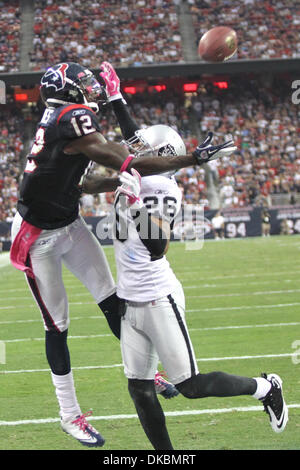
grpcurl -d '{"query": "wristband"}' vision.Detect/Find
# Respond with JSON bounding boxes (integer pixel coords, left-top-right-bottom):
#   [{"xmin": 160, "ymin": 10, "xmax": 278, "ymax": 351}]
[
  {"xmin": 108, "ymin": 92, "xmax": 127, "ymax": 104},
  {"xmin": 120, "ymin": 154, "xmax": 135, "ymax": 173}
]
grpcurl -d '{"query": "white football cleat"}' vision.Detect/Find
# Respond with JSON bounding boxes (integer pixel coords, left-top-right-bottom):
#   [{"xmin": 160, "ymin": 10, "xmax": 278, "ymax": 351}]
[
  {"xmin": 260, "ymin": 373, "xmax": 288, "ymax": 433},
  {"xmin": 61, "ymin": 411, "xmax": 105, "ymax": 447}
]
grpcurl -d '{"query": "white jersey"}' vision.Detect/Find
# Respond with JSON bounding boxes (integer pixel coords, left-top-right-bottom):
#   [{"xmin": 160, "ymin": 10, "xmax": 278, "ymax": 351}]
[
  {"xmin": 113, "ymin": 175, "xmax": 182, "ymax": 302},
  {"xmin": 211, "ymin": 215, "xmax": 224, "ymax": 229}
]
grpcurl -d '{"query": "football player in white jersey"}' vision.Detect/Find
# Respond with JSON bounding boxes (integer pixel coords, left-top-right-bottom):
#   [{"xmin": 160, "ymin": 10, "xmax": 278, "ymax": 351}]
[{"xmin": 96, "ymin": 63, "xmax": 289, "ymax": 449}]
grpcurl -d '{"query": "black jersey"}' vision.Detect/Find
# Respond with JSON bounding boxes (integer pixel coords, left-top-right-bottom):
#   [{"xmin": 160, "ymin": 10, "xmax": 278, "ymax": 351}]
[{"xmin": 18, "ymin": 104, "xmax": 101, "ymax": 229}]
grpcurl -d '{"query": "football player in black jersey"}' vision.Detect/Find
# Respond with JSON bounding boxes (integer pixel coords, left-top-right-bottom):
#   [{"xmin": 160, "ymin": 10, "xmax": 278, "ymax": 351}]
[{"xmin": 10, "ymin": 62, "xmax": 237, "ymax": 448}]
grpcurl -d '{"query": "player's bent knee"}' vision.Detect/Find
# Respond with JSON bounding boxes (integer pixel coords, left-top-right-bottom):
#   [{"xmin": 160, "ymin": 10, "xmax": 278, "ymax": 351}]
[
  {"xmin": 176, "ymin": 374, "xmax": 207, "ymax": 399},
  {"xmin": 176, "ymin": 378, "xmax": 196, "ymax": 398},
  {"xmin": 128, "ymin": 379, "xmax": 156, "ymax": 404}
]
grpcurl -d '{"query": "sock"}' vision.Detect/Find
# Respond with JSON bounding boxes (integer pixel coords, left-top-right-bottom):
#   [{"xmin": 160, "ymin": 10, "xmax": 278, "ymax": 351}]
[
  {"xmin": 51, "ymin": 371, "xmax": 81, "ymax": 421},
  {"xmin": 252, "ymin": 377, "xmax": 271, "ymax": 399},
  {"xmin": 45, "ymin": 329, "xmax": 71, "ymax": 375}
]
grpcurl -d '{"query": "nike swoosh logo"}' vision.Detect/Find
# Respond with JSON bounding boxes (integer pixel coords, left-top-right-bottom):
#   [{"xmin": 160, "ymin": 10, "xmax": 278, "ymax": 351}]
[
  {"xmin": 79, "ymin": 437, "xmax": 98, "ymax": 443},
  {"xmin": 276, "ymin": 410, "xmax": 286, "ymax": 429},
  {"xmin": 207, "ymin": 149, "xmax": 216, "ymax": 157}
]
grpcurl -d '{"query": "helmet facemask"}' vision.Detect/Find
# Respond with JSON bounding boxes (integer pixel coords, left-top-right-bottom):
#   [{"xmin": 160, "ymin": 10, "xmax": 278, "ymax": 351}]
[{"xmin": 77, "ymin": 72, "xmax": 107, "ymax": 113}]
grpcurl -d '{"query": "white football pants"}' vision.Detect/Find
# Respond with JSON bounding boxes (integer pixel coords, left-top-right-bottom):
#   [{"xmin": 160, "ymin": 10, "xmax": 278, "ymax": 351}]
[
  {"xmin": 120, "ymin": 286, "xmax": 199, "ymax": 385},
  {"xmin": 11, "ymin": 212, "xmax": 116, "ymax": 332}
]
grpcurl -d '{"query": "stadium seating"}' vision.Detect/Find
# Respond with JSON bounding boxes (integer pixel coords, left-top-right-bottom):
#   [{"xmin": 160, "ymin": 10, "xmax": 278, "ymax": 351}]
[
  {"xmin": 29, "ymin": 0, "xmax": 184, "ymax": 71},
  {"xmin": 0, "ymin": 102, "xmax": 24, "ymax": 222},
  {"xmin": 0, "ymin": 0, "xmax": 20, "ymax": 72},
  {"xmin": 0, "ymin": 2, "xmax": 299, "ymax": 223},
  {"xmin": 1, "ymin": 0, "xmax": 299, "ymax": 74},
  {"xmin": 78, "ymin": 76, "xmax": 300, "ymax": 215}
]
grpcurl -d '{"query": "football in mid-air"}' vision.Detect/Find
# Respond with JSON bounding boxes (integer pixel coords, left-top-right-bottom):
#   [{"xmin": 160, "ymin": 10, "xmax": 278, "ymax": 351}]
[{"xmin": 198, "ymin": 26, "xmax": 238, "ymax": 62}]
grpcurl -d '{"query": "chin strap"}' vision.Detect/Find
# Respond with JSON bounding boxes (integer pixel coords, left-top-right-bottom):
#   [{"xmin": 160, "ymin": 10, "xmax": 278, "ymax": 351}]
[{"xmin": 83, "ymin": 98, "xmax": 99, "ymax": 114}]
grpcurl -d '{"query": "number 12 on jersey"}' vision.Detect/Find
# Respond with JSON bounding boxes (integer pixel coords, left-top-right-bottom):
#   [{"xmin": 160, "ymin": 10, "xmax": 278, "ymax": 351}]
[{"xmin": 71, "ymin": 115, "xmax": 96, "ymax": 136}]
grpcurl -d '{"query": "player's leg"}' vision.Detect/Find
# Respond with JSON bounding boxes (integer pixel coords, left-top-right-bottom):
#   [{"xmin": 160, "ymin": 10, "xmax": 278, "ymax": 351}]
[
  {"xmin": 63, "ymin": 217, "xmax": 178, "ymax": 399},
  {"xmin": 62, "ymin": 216, "xmax": 122, "ymax": 339},
  {"xmin": 24, "ymin": 231, "xmax": 83, "ymax": 422},
  {"xmin": 144, "ymin": 287, "xmax": 200, "ymax": 386},
  {"xmin": 121, "ymin": 304, "xmax": 173, "ymax": 450},
  {"xmin": 158, "ymin": 290, "xmax": 260, "ymax": 396},
  {"xmin": 128, "ymin": 379, "xmax": 173, "ymax": 450},
  {"xmin": 11, "ymin": 216, "xmax": 105, "ymax": 446},
  {"xmin": 154, "ymin": 289, "xmax": 288, "ymax": 432}
]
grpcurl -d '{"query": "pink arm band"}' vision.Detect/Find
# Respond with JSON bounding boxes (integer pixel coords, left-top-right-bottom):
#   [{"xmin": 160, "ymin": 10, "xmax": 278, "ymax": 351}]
[{"xmin": 120, "ymin": 154, "xmax": 135, "ymax": 173}]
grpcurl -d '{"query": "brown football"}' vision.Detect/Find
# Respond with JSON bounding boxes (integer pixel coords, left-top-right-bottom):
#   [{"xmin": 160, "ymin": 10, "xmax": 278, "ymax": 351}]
[{"xmin": 198, "ymin": 26, "xmax": 238, "ymax": 62}]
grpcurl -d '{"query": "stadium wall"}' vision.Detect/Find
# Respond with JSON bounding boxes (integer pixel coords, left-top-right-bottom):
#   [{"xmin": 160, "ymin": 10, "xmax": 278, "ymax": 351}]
[{"xmin": 1, "ymin": 59, "xmax": 300, "ymax": 86}]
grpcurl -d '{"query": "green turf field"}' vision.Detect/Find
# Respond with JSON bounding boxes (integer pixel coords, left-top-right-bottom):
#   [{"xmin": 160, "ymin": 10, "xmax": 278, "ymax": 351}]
[{"xmin": 0, "ymin": 235, "xmax": 299, "ymax": 451}]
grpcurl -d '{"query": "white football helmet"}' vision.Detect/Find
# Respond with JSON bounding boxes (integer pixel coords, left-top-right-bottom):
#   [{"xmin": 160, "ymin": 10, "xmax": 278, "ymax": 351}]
[{"xmin": 125, "ymin": 124, "xmax": 186, "ymax": 158}]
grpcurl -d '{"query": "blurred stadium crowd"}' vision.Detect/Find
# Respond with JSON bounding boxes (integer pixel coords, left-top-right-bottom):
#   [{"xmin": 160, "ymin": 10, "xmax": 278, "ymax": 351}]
[
  {"xmin": 1, "ymin": 0, "xmax": 299, "ymax": 73},
  {"xmin": 0, "ymin": 0, "xmax": 299, "ymax": 224},
  {"xmin": 78, "ymin": 76, "xmax": 300, "ymax": 217},
  {"xmin": 30, "ymin": 0, "xmax": 184, "ymax": 71},
  {"xmin": 0, "ymin": 0, "xmax": 20, "ymax": 73}
]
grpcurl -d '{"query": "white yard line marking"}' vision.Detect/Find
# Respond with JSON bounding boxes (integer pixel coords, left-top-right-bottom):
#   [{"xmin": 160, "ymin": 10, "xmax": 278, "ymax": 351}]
[
  {"xmin": 0, "ymin": 315, "xmax": 103, "ymax": 325},
  {"xmin": 1, "ymin": 301, "xmax": 299, "ymax": 325},
  {"xmin": 0, "ymin": 301, "xmax": 95, "ymax": 310},
  {"xmin": 187, "ymin": 302, "xmax": 300, "ymax": 312},
  {"xmin": 0, "ymin": 404, "xmax": 299, "ymax": 427},
  {"xmin": 0, "ymin": 253, "xmax": 10, "ymax": 269},
  {"xmin": 197, "ymin": 353, "xmax": 293, "ymax": 362},
  {"xmin": 0, "ymin": 279, "xmax": 297, "ymax": 299},
  {"xmin": 187, "ymin": 289, "xmax": 300, "ymax": 299},
  {"xmin": 183, "ymin": 279, "xmax": 296, "ymax": 288},
  {"xmin": 0, "ymin": 352, "xmax": 293, "ymax": 374},
  {"xmin": 2, "ymin": 322, "xmax": 299, "ymax": 343},
  {"xmin": 0, "ymin": 285, "xmax": 87, "ymax": 295},
  {"xmin": 189, "ymin": 321, "xmax": 300, "ymax": 332},
  {"xmin": 176, "ymin": 269, "xmax": 300, "ymax": 279},
  {"xmin": 0, "ymin": 292, "xmax": 93, "ymax": 302},
  {"xmin": 3, "ymin": 334, "xmax": 112, "ymax": 343},
  {"xmin": 0, "ymin": 364, "xmax": 124, "ymax": 374},
  {"xmin": 0, "ymin": 288, "xmax": 299, "ymax": 309}
]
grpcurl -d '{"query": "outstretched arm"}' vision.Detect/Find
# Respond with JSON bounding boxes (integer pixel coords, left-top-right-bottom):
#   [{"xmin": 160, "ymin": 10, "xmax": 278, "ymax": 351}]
[
  {"xmin": 82, "ymin": 172, "xmax": 120, "ymax": 194},
  {"xmin": 100, "ymin": 61, "xmax": 139, "ymax": 140},
  {"xmin": 64, "ymin": 131, "xmax": 198, "ymax": 175},
  {"xmin": 64, "ymin": 129, "xmax": 235, "ymax": 177}
]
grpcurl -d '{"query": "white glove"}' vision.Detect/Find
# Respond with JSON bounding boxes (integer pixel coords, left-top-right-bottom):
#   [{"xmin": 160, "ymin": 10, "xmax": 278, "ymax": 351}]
[{"xmin": 116, "ymin": 169, "xmax": 143, "ymax": 209}]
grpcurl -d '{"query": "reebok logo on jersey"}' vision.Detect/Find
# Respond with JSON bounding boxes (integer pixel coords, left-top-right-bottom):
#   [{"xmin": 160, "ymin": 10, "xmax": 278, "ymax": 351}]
[
  {"xmin": 72, "ymin": 109, "xmax": 87, "ymax": 116},
  {"xmin": 154, "ymin": 190, "xmax": 169, "ymax": 195}
]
